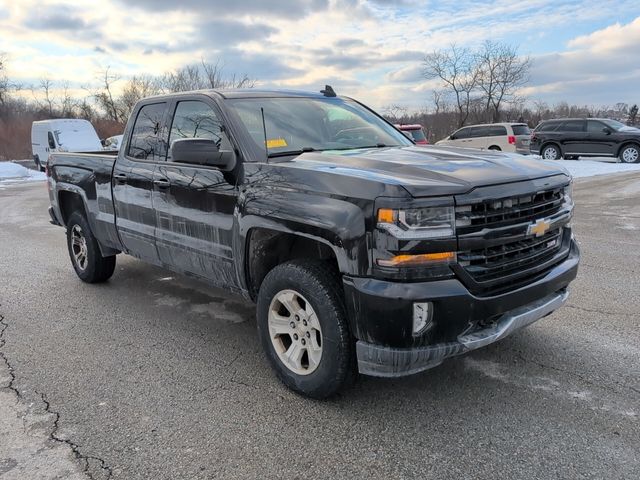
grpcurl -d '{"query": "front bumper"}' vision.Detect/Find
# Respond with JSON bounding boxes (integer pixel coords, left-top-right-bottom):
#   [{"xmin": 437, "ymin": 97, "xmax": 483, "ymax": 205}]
[
  {"xmin": 357, "ymin": 289, "xmax": 568, "ymax": 377},
  {"xmin": 342, "ymin": 239, "xmax": 579, "ymax": 377}
]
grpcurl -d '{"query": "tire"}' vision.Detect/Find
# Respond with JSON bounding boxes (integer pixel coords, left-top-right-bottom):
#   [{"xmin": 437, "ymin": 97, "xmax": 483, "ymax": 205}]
[
  {"xmin": 256, "ymin": 259, "xmax": 356, "ymax": 399},
  {"xmin": 66, "ymin": 211, "xmax": 116, "ymax": 283},
  {"xmin": 488, "ymin": 145, "xmax": 501, "ymax": 151},
  {"xmin": 619, "ymin": 144, "xmax": 640, "ymax": 164},
  {"xmin": 541, "ymin": 144, "xmax": 561, "ymax": 160}
]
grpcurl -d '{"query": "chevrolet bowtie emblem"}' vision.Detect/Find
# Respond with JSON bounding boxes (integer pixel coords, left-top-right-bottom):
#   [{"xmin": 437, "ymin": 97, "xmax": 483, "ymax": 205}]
[{"xmin": 528, "ymin": 218, "xmax": 551, "ymax": 237}]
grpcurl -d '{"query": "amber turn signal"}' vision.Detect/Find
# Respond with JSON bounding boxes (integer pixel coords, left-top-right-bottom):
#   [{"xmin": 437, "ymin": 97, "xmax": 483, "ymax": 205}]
[
  {"xmin": 377, "ymin": 252, "xmax": 455, "ymax": 267},
  {"xmin": 377, "ymin": 208, "xmax": 396, "ymax": 223}
]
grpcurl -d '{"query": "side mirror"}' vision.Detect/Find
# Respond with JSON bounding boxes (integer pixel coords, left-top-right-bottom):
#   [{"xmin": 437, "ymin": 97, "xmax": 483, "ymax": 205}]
[
  {"xmin": 170, "ymin": 138, "xmax": 236, "ymax": 171},
  {"xmin": 603, "ymin": 127, "xmax": 612, "ymax": 135}
]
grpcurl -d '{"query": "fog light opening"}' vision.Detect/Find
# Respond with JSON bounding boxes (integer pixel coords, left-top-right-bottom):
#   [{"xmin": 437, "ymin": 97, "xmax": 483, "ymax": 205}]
[{"xmin": 413, "ymin": 302, "xmax": 433, "ymax": 335}]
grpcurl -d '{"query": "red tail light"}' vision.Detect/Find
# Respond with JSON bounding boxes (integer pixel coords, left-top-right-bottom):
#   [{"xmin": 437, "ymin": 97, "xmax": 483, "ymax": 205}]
[{"xmin": 508, "ymin": 135, "xmax": 516, "ymax": 145}]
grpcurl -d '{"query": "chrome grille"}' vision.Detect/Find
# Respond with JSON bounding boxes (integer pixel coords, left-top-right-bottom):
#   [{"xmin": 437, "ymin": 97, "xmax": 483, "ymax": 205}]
[
  {"xmin": 458, "ymin": 228, "xmax": 563, "ymax": 283},
  {"xmin": 455, "ymin": 185, "xmax": 570, "ymax": 294},
  {"xmin": 456, "ymin": 187, "xmax": 564, "ymax": 234}
]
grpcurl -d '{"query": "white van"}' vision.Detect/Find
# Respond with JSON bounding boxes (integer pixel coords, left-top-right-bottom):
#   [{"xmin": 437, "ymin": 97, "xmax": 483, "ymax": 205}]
[
  {"xmin": 436, "ymin": 123, "xmax": 531, "ymax": 154},
  {"xmin": 31, "ymin": 119, "xmax": 102, "ymax": 171}
]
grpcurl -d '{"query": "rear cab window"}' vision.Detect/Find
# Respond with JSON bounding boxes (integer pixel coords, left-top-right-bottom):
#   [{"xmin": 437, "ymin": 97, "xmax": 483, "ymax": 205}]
[{"xmin": 127, "ymin": 102, "xmax": 168, "ymax": 161}]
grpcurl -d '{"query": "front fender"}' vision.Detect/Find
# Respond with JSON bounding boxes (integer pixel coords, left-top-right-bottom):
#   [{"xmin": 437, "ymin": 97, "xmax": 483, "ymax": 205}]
[{"xmin": 238, "ymin": 189, "xmax": 371, "ymax": 277}]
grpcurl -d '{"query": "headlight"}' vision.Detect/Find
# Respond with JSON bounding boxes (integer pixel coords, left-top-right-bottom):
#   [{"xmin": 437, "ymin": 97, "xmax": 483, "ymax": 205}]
[
  {"xmin": 563, "ymin": 182, "xmax": 573, "ymax": 205},
  {"xmin": 377, "ymin": 206, "xmax": 455, "ymax": 239}
]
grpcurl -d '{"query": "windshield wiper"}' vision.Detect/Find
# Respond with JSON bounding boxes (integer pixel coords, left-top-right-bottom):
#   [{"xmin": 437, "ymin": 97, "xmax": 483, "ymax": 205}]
[
  {"xmin": 267, "ymin": 147, "xmax": 318, "ymax": 158},
  {"xmin": 331, "ymin": 143, "xmax": 401, "ymax": 151}
]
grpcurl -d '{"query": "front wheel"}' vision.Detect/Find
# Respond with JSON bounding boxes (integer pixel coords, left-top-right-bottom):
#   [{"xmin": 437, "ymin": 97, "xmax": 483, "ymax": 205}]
[
  {"xmin": 541, "ymin": 144, "xmax": 561, "ymax": 160},
  {"xmin": 256, "ymin": 260, "xmax": 356, "ymax": 399},
  {"xmin": 66, "ymin": 211, "xmax": 116, "ymax": 283},
  {"xmin": 619, "ymin": 144, "xmax": 640, "ymax": 163}
]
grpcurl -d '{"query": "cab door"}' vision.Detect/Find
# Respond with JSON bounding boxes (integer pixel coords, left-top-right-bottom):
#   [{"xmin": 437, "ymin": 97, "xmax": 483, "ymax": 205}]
[
  {"xmin": 112, "ymin": 102, "xmax": 168, "ymax": 265},
  {"xmin": 558, "ymin": 119, "xmax": 588, "ymax": 155},
  {"xmin": 586, "ymin": 120, "xmax": 616, "ymax": 155},
  {"xmin": 152, "ymin": 98, "xmax": 240, "ymax": 289}
]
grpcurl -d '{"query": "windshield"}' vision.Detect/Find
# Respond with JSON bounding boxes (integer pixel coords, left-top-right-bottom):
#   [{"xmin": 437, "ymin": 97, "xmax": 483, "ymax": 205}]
[
  {"xmin": 601, "ymin": 119, "xmax": 628, "ymax": 131},
  {"xmin": 227, "ymin": 97, "xmax": 412, "ymax": 157},
  {"xmin": 407, "ymin": 128, "xmax": 427, "ymax": 142}
]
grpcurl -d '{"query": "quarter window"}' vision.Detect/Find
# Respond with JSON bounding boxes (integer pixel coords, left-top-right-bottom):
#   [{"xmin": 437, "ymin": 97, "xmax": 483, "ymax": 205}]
[{"xmin": 127, "ymin": 102, "xmax": 167, "ymax": 161}]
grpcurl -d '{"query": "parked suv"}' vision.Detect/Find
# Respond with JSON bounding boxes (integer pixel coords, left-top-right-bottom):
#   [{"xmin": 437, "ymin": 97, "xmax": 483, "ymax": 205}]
[
  {"xmin": 436, "ymin": 123, "xmax": 531, "ymax": 154},
  {"xmin": 530, "ymin": 118, "xmax": 640, "ymax": 163}
]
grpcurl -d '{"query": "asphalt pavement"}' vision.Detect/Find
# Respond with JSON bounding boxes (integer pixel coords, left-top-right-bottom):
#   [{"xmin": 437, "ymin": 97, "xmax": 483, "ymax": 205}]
[{"xmin": 0, "ymin": 174, "xmax": 639, "ymax": 479}]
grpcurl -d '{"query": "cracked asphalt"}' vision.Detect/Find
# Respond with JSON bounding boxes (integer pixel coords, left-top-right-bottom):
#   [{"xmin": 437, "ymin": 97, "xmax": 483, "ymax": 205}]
[{"xmin": 0, "ymin": 173, "xmax": 639, "ymax": 479}]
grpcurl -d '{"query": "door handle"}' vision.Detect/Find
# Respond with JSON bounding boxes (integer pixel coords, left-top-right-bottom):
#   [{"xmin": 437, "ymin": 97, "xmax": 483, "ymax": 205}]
[
  {"xmin": 113, "ymin": 173, "xmax": 128, "ymax": 184},
  {"xmin": 153, "ymin": 178, "xmax": 170, "ymax": 189}
]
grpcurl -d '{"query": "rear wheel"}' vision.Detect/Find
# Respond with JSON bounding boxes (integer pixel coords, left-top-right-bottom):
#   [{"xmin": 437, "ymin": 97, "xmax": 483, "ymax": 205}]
[
  {"xmin": 488, "ymin": 145, "xmax": 501, "ymax": 151},
  {"xmin": 66, "ymin": 211, "xmax": 116, "ymax": 283},
  {"xmin": 619, "ymin": 144, "xmax": 640, "ymax": 163},
  {"xmin": 541, "ymin": 144, "xmax": 561, "ymax": 160},
  {"xmin": 256, "ymin": 259, "xmax": 356, "ymax": 399}
]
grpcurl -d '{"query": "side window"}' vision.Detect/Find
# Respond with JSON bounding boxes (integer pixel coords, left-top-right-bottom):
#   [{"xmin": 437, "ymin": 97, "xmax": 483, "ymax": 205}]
[
  {"xmin": 470, "ymin": 126, "xmax": 489, "ymax": 137},
  {"xmin": 47, "ymin": 131, "xmax": 56, "ymax": 149},
  {"xmin": 537, "ymin": 122, "xmax": 558, "ymax": 132},
  {"xmin": 587, "ymin": 120, "xmax": 606, "ymax": 133},
  {"xmin": 453, "ymin": 127, "xmax": 470, "ymax": 139},
  {"xmin": 168, "ymin": 101, "xmax": 231, "ymax": 156},
  {"xmin": 559, "ymin": 120, "xmax": 584, "ymax": 132},
  {"xmin": 486, "ymin": 126, "xmax": 508, "ymax": 136},
  {"xmin": 127, "ymin": 102, "xmax": 167, "ymax": 161}
]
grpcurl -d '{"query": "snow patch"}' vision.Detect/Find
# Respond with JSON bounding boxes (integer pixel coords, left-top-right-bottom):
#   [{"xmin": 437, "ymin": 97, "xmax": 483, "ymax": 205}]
[
  {"xmin": 0, "ymin": 161, "xmax": 47, "ymax": 184},
  {"xmin": 501, "ymin": 153, "xmax": 640, "ymax": 178}
]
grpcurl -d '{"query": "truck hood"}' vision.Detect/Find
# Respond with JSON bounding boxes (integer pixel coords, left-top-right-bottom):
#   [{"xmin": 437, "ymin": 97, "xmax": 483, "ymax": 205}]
[{"xmin": 282, "ymin": 145, "xmax": 569, "ymax": 197}]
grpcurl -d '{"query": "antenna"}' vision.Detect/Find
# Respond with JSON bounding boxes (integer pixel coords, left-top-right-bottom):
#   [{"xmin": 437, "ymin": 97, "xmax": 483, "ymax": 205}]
[
  {"xmin": 260, "ymin": 107, "xmax": 268, "ymax": 163},
  {"xmin": 320, "ymin": 85, "xmax": 336, "ymax": 97}
]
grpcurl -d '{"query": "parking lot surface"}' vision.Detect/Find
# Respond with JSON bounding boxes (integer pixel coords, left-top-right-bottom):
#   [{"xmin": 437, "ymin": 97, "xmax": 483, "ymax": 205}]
[{"xmin": 1, "ymin": 174, "xmax": 639, "ymax": 479}]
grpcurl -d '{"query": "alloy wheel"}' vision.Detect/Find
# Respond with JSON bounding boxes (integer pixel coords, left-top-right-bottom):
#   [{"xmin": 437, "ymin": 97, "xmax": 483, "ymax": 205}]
[
  {"xmin": 71, "ymin": 225, "xmax": 88, "ymax": 271},
  {"xmin": 267, "ymin": 289, "xmax": 323, "ymax": 375}
]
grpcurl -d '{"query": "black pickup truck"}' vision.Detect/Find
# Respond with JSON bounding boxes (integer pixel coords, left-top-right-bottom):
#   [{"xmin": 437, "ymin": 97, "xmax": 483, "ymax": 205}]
[{"xmin": 47, "ymin": 88, "xmax": 580, "ymax": 398}]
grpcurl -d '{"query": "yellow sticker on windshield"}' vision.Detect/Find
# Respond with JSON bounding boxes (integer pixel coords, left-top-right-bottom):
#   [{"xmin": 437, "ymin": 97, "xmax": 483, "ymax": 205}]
[{"xmin": 266, "ymin": 138, "xmax": 288, "ymax": 148}]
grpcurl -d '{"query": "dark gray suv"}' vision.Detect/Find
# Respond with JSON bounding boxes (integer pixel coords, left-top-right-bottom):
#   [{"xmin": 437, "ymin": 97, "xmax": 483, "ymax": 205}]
[{"xmin": 530, "ymin": 118, "xmax": 640, "ymax": 163}]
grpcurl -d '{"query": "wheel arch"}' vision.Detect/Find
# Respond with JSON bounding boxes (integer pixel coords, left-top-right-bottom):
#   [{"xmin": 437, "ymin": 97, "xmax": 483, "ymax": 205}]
[
  {"xmin": 243, "ymin": 225, "xmax": 346, "ymax": 300},
  {"xmin": 540, "ymin": 141, "xmax": 562, "ymax": 157},
  {"xmin": 616, "ymin": 141, "xmax": 640, "ymax": 158}
]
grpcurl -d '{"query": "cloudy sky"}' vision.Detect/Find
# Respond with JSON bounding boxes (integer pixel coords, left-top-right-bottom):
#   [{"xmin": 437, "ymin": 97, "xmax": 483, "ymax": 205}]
[{"xmin": 1, "ymin": 0, "xmax": 640, "ymax": 111}]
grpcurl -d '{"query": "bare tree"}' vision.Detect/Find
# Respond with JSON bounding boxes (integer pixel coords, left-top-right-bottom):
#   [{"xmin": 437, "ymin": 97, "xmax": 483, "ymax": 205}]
[
  {"xmin": 93, "ymin": 67, "xmax": 123, "ymax": 122},
  {"xmin": 423, "ymin": 44, "xmax": 480, "ymax": 128},
  {"xmin": 628, "ymin": 104, "xmax": 638, "ymax": 126},
  {"xmin": 477, "ymin": 42, "xmax": 530, "ymax": 122},
  {"xmin": 159, "ymin": 59, "xmax": 256, "ymax": 92},
  {"xmin": 37, "ymin": 78, "xmax": 55, "ymax": 115},
  {"xmin": 118, "ymin": 74, "xmax": 161, "ymax": 118},
  {"xmin": 0, "ymin": 53, "xmax": 9, "ymax": 107},
  {"xmin": 382, "ymin": 104, "xmax": 408, "ymax": 123}
]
